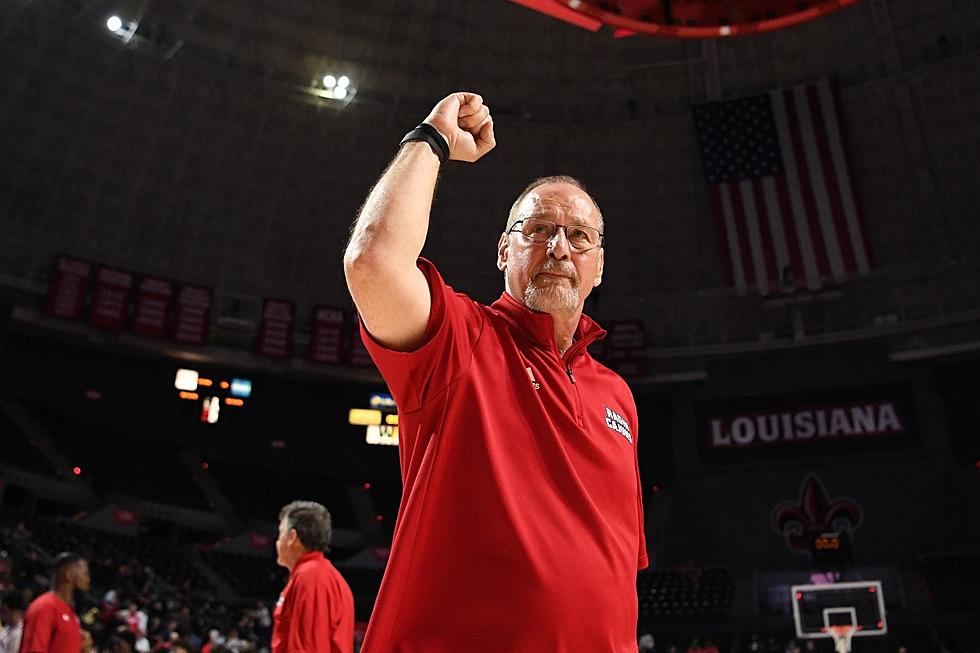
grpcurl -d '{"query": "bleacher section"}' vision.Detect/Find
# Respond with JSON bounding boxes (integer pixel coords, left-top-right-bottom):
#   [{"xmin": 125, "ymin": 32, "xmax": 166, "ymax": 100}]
[
  {"xmin": 637, "ymin": 565, "xmax": 734, "ymax": 623},
  {"xmin": 203, "ymin": 550, "xmax": 287, "ymax": 600},
  {"xmin": 24, "ymin": 517, "xmax": 214, "ymax": 593}
]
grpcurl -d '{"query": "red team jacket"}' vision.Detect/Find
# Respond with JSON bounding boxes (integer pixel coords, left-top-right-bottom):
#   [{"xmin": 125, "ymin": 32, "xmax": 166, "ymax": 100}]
[
  {"xmin": 18, "ymin": 591, "xmax": 81, "ymax": 653},
  {"xmin": 360, "ymin": 259, "xmax": 648, "ymax": 652},
  {"xmin": 272, "ymin": 551, "xmax": 355, "ymax": 653}
]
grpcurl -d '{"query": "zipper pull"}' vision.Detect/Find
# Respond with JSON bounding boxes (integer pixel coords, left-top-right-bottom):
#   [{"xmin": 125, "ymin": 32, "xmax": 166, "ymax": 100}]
[{"xmin": 566, "ymin": 367, "xmax": 576, "ymax": 384}]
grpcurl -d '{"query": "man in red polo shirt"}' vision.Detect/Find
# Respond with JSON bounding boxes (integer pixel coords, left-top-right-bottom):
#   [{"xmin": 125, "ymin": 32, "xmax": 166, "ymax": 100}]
[
  {"xmin": 272, "ymin": 500, "xmax": 354, "ymax": 653},
  {"xmin": 19, "ymin": 552, "xmax": 89, "ymax": 653},
  {"xmin": 344, "ymin": 92, "xmax": 648, "ymax": 652}
]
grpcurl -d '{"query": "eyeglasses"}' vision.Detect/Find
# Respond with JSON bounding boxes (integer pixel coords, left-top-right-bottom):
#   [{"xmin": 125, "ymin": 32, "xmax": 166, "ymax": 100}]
[{"xmin": 508, "ymin": 217, "xmax": 604, "ymax": 252}]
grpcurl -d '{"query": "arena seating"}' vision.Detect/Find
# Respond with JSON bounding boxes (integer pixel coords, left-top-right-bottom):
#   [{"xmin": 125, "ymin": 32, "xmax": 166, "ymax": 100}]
[
  {"xmin": 203, "ymin": 549, "xmax": 287, "ymax": 599},
  {"xmin": 637, "ymin": 564, "xmax": 735, "ymax": 622}
]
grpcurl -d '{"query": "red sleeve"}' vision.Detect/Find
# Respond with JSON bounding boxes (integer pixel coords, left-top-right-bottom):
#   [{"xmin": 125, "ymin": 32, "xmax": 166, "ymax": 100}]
[
  {"xmin": 19, "ymin": 601, "xmax": 54, "ymax": 653},
  {"xmin": 359, "ymin": 258, "xmax": 485, "ymax": 414}
]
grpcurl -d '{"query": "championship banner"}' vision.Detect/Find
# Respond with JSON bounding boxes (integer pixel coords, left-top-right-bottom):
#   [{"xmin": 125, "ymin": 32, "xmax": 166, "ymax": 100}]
[
  {"xmin": 131, "ymin": 277, "xmax": 173, "ymax": 338},
  {"xmin": 257, "ymin": 299, "xmax": 295, "ymax": 358},
  {"xmin": 172, "ymin": 285, "xmax": 213, "ymax": 345},
  {"xmin": 697, "ymin": 384, "xmax": 919, "ymax": 464},
  {"xmin": 45, "ymin": 257, "xmax": 91, "ymax": 320},
  {"xmin": 88, "ymin": 267, "xmax": 133, "ymax": 331},
  {"xmin": 602, "ymin": 319, "xmax": 647, "ymax": 379},
  {"xmin": 348, "ymin": 314, "xmax": 375, "ymax": 367},
  {"xmin": 310, "ymin": 306, "xmax": 345, "ymax": 364}
]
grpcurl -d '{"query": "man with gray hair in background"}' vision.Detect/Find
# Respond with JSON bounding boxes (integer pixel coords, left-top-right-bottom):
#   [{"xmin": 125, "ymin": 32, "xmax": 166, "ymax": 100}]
[
  {"xmin": 272, "ymin": 500, "xmax": 354, "ymax": 653},
  {"xmin": 344, "ymin": 92, "xmax": 647, "ymax": 652}
]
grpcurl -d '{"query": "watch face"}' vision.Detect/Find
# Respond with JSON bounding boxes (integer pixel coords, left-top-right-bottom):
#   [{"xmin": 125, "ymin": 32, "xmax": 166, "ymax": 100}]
[{"xmin": 520, "ymin": 0, "xmax": 862, "ymax": 38}]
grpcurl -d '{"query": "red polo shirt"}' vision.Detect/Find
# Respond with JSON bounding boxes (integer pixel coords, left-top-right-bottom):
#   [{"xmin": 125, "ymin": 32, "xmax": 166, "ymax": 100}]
[
  {"xmin": 272, "ymin": 551, "xmax": 355, "ymax": 653},
  {"xmin": 18, "ymin": 591, "xmax": 81, "ymax": 653},
  {"xmin": 360, "ymin": 259, "xmax": 647, "ymax": 653}
]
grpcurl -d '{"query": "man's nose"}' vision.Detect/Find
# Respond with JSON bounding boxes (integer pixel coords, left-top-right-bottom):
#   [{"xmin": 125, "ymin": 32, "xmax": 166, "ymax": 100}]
[{"xmin": 546, "ymin": 227, "xmax": 571, "ymax": 259}]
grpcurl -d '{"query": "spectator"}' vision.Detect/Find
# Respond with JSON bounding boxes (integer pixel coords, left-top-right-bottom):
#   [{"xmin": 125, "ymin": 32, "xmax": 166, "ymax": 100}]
[
  {"xmin": 201, "ymin": 629, "xmax": 223, "ymax": 653},
  {"xmin": 0, "ymin": 590, "xmax": 25, "ymax": 653},
  {"xmin": 113, "ymin": 626, "xmax": 138, "ymax": 653},
  {"xmin": 19, "ymin": 552, "xmax": 90, "ymax": 653},
  {"xmin": 638, "ymin": 632, "xmax": 655, "ymax": 652},
  {"xmin": 171, "ymin": 639, "xmax": 191, "ymax": 653},
  {"xmin": 272, "ymin": 501, "xmax": 354, "ymax": 653}
]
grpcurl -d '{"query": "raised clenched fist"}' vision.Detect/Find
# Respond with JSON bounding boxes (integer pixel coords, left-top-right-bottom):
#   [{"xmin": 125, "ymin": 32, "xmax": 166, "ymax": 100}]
[{"xmin": 423, "ymin": 92, "xmax": 495, "ymax": 163}]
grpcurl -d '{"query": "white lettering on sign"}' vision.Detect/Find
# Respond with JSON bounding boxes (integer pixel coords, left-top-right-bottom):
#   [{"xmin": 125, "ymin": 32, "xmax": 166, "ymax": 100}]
[{"xmin": 709, "ymin": 402, "xmax": 904, "ymax": 448}]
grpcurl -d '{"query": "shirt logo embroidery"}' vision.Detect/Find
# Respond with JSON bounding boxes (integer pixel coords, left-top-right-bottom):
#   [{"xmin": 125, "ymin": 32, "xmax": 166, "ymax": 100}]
[
  {"xmin": 526, "ymin": 366, "xmax": 541, "ymax": 391},
  {"xmin": 604, "ymin": 406, "xmax": 633, "ymax": 444},
  {"xmin": 62, "ymin": 613, "xmax": 70, "ymax": 622}
]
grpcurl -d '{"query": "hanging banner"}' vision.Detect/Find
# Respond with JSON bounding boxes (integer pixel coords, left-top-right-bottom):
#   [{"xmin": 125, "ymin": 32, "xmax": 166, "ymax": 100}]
[
  {"xmin": 172, "ymin": 285, "xmax": 212, "ymax": 345},
  {"xmin": 89, "ymin": 267, "xmax": 133, "ymax": 331},
  {"xmin": 310, "ymin": 306, "xmax": 345, "ymax": 364},
  {"xmin": 697, "ymin": 384, "xmax": 919, "ymax": 464},
  {"xmin": 131, "ymin": 277, "xmax": 174, "ymax": 338},
  {"xmin": 45, "ymin": 257, "xmax": 91, "ymax": 320},
  {"xmin": 257, "ymin": 299, "xmax": 295, "ymax": 358}
]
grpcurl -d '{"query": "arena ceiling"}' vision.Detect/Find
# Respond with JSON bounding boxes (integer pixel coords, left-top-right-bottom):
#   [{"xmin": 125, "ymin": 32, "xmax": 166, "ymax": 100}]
[{"xmin": 1, "ymin": 0, "xmax": 978, "ymax": 377}]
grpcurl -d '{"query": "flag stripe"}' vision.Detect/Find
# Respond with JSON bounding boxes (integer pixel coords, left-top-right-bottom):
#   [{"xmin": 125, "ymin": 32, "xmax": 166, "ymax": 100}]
[
  {"xmin": 752, "ymin": 180, "xmax": 782, "ymax": 286},
  {"xmin": 735, "ymin": 181, "xmax": 769, "ymax": 294},
  {"xmin": 774, "ymin": 176, "xmax": 807, "ymax": 290},
  {"xmin": 806, "ymin": 83, "xmax": 858, "ymax": 275},
  {"xmin": 711, "ymin": 185, "xmax": 741, "ymax": 286},
  {"xmin": 760, "ymin": 177, "xmax": 793, "ymax": 286},
  {"xmin": 818, "ymin": 80, "xmax": 871, "ymax": 273},
  {"xmin": 718, "ymin": 184, "xmax": 748, "ymax": 295}
]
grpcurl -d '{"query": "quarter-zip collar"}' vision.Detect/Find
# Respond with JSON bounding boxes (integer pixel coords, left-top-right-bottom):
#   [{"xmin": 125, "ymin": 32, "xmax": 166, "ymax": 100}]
[
  {"xmin": 491, "ymin": 290, "xmax": 607, "ymax": 362},
  {"xmin": 290, "ymin": 549, "xmax": 324, "ymax": 576}
]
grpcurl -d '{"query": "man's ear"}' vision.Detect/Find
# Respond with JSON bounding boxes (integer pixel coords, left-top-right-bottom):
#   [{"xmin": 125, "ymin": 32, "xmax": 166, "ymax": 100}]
[{"xmin": 497, "ymin": 233, "xmax": 509, "ymax": 271}]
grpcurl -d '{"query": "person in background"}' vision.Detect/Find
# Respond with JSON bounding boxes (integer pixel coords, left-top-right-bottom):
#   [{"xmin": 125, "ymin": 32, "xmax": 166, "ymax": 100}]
[
  {"xmin": 0, "ymin": 590, "xmax": 25, "ymax": 653},
  {"xmin": 19, "ymin": 552, "xmax": 90, "ymax": 653},
  {"xmin": 272, "ymin": 501, "xmax": 354, "ymax": 653}
]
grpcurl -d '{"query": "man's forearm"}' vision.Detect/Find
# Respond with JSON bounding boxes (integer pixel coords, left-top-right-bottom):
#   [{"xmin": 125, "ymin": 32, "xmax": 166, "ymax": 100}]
[{"xmin": 344, "ymin": 141, "xmax": 440, "ymax": 271}]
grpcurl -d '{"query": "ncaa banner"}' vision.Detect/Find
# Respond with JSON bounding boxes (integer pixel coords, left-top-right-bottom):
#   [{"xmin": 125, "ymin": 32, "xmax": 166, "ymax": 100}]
[{"xmin": 697, "ymin": 384, "xmax": 918, "ymax": 464}]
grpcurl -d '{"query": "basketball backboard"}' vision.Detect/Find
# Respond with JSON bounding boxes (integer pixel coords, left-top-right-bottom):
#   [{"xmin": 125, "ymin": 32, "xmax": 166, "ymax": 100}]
[{"xmin": 791, "ymin": 580, "xmax": 887, "ymax": 643}]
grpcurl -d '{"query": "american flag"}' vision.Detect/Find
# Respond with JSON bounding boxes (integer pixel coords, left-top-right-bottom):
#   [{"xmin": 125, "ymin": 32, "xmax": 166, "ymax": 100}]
[{"xmin": 693, "ymin": 79, "xmax": 872, "ymax": 295}]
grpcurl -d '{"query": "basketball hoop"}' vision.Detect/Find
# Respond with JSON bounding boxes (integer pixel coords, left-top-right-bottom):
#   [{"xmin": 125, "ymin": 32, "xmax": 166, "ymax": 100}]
[{"xmin": 828, "ymin": 625, "xmax": 855, "ymax": 653}]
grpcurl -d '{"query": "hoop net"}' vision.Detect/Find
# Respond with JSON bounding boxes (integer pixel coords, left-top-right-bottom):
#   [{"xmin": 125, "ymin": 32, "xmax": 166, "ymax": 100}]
[{"xmin": 828, "ymin": 625, "xmax": 855, "ymax": 653}]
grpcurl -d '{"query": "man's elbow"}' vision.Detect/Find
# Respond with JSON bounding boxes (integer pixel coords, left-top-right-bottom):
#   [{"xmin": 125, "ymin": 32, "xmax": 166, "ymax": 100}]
[{"xmin": 343, "ymin": 244, "xmax": 379, "ymax": 287}]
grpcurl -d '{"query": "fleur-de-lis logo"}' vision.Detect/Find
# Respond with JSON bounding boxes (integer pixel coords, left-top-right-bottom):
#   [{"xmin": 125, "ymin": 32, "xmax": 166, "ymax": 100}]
[{"xmin": 771, "ymin": 473, "xmax": 863, "ymax": 552}]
